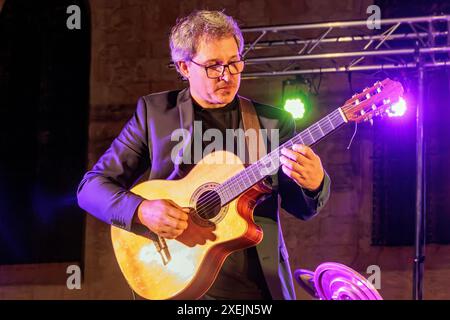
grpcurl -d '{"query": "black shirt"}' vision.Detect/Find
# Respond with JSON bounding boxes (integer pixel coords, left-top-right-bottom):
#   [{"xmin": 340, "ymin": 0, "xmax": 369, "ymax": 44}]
[{"xmin": 180, "ymin": 97, "xmax": 272, "ymax": 300}]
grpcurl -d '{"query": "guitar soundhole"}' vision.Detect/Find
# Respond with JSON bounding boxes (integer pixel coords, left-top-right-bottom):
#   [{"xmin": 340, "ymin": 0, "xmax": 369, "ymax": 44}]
[{"xmin": 195, "ymin": 190, "xmax": 221, "ymax": 220}]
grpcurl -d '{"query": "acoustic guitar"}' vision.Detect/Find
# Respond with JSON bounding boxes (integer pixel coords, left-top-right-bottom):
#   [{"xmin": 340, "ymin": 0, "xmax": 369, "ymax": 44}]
[{"xmin": 111, "ymin": 78, "xmax": 404, "ymax": 299}]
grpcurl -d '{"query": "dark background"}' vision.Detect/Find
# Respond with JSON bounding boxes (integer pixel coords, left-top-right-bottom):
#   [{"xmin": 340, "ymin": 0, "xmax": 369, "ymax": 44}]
[
  {"xmin": 0, "ymin": 0, "xmax": 90, "ymax": 264},
  {"xmin": 371, "ymin": 0, "xmax": 450, "ymax": 245}
]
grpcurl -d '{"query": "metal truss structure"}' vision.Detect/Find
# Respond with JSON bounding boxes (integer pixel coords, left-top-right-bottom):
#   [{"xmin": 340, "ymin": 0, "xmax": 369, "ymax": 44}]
[
  {"xmin": 241, "ymin": 15, "xmax": 450, "ymax": 79},
  {"xmin": 242, "ymin": 15, "xmax": 450, "ymax": 301}
]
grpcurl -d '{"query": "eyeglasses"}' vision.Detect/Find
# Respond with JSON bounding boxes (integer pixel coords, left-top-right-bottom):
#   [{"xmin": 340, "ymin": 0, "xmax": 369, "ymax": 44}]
[{"xmin": 190, "ymin": 59, "xmax": 245, "ymax": 79}]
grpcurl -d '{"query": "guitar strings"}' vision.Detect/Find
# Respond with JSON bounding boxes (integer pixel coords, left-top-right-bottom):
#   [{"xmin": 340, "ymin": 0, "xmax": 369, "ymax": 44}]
[
  {"xmin": 194, "ymin": 108, "xmax": 346, "ymax": 218},
  {"xmin": 194, "ymin": 108, "xmax": 351, "ymax": 218},
  {"xmin": 194, "ymin": 108, "xmax": 347, "ymax": 216},
  {"xmin": 195, "ymin": 109, "xmax": 345, "ymax": 216},
  {"xmin": 195, "ymin": 90, "xmax": 381, "ymax": 216},
  {"xmin": 214, "ymin": 108, "xmax": 344, "ymax": 194}
]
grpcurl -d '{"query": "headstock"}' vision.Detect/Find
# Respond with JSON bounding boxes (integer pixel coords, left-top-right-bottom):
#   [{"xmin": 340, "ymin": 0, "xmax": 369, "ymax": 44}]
[{"xmin": 341, "ymin": 78, "xmax": 405, "ymax": 123}]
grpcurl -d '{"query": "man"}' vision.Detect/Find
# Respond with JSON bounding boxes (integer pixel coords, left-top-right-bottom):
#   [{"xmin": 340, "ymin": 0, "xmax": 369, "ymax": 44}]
[{"xmin": 77, "ymin": 10, "xmax": 330, "ymax": 300}]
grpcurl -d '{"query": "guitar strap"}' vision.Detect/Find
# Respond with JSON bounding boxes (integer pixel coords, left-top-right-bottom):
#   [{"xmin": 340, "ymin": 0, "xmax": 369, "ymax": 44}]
[
  {"xmin": 238, "ymin": 96, "xmax": 267, "ymax": 165},
  {"xmin": 238, "ymin": 96, "xmax": 281, "ymax": 299}
]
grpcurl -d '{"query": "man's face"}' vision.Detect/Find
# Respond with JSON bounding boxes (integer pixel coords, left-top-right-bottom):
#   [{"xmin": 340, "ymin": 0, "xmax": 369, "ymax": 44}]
[{"xmin": 182, "ymin": 36, "xmax": 242, "ymax": 108}]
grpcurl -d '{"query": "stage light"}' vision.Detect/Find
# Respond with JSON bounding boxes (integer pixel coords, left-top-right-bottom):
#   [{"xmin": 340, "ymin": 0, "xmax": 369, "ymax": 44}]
[
  {"xmin": 387, "ymin": 97, "xmax": 407, "ymax": 117},
  {"xmin": 281, "ymin": 77, "xmax": 311, "ymax": 120},
  {"xmin": 284, "ymin": 98, "xmax": 306, "ymax": 119}
]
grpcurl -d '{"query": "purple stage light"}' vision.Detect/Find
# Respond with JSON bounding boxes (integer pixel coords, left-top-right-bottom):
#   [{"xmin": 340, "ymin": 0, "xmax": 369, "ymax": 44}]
[{"xmin": 387, "ymin": 97, "xmax": 407, "ymax": 117}]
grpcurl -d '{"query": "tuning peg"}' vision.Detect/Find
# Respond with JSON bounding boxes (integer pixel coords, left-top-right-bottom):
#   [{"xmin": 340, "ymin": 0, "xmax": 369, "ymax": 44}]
[
  {"xmin": 366, "ymin": 93, "xmax": 371, "ymax": 99},
  {"xmin": 369, "ymin": 119, "xmax": 374, "ymax": 126}
]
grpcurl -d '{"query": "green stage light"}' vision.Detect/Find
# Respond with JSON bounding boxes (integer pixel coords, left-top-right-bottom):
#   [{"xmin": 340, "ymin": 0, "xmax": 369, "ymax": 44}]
[{"xmin": 284, "ymin": 97, "xmax": 306, "ymax": 119}]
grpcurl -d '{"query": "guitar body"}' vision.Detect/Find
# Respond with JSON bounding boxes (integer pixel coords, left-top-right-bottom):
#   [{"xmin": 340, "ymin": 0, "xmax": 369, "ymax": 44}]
[{"xmin": 111, "ymin": 150, "xmax": 267, "ymax": 300}]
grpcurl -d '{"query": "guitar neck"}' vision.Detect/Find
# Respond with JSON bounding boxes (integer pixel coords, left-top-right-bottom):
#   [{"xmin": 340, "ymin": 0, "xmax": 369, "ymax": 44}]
[{"xmin": 216, "ymin": 107, "xmax": 347, "ymax": 205}]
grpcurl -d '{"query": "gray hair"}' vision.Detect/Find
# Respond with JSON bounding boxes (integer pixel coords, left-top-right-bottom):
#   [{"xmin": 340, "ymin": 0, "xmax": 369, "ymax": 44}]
[{"xmin": 169, "ymin": 10, "xmax": 244, "ymax": 74}]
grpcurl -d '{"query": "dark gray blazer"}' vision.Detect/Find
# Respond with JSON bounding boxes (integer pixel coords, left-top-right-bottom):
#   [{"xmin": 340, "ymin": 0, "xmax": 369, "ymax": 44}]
[{"xmin": 77, "ymin": 87, "xmax": 330, "ymax": 300}]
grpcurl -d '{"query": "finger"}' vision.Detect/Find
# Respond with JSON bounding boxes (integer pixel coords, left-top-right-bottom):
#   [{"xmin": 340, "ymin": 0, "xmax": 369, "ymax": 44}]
[
  {"xmin": 169, "ymin": 210, "xmax": 189, "ymax": 222},
  {"xmin": 165, "ymin": 205, "xmax": 189, "ymax": 221},
  {"xmin": 160, "ymin": 226, "xmax": 183, "ymax": 238},
  {"xmin": 161, "ymin": 232, "xmax": 177, "ymax": 239},
  {"xmin": 163, "ymin": 215, "xmax": 188, "ymax": 230},
  {"xmin": 159, "ymin": 231, "xmax": 172, "ymax": 238},
  {"xmin": 158, "ymin": 230, "xmax": 174, "ymax": 239},
  {"xmin": 173, "ymin": 228, "xmax": 185, "ymax": 238},
  {"xmin": 174, "ymin": 219, "xmax": 188, "ymax": 230},
  {"xmin": 280, "ymin": 155, "xmax": 305, "ymax": 174},
  {"xmin": 293, "ymin": 144, "xmax": 316, "ymax": 160},
  {"xmin": 166, "ymin": 200, "xmax": 190, "ymax": 219},
  {"xmin": 172, "ymin": 228, "xmax": 184, "ymax": 238},
  {"xmin": 281, "ymin": 147, "xmax": 310, "ymax": 165}
]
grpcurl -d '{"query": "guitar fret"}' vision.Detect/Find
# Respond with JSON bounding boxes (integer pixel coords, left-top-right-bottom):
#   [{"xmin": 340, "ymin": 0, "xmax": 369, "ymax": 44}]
[
  {"xmin": 253, "ymin": 165, "xmax": 260, "ymax": 181},
  {"xmin": 230, "ymin": 178, "xmax": 237, "ymax": 197},
  {"xmin": 221, "ymin": 185, "xmax": 228, "ymax": 204},
  {"xmin": 266, "ymin": 156, "xmax": 276, "ymax": 175},
  {"xmin": 248, "ymin": 166, "xmax": 256, "ymax": 183},
  {"xmin": 236, "ymin": 177, "xmax": 243, "ymax": 193},
  {"xmin": 311, "ymin": 126, "xmax": 321, "ymax": 141},
  {"xmin": 217, "ymin": 187, "xmax": 224, "ymax": 203},
  {"xmin": 301, "ymin": 132, "xmax": 312, "ymax": 145},
  {"xmin": 338, "ymin": 107, "xmax": 348, "ymax": 123},
  {"xmin": 317, "ymin": 123, "xmax": 325, "ymax": 136},
  {"xmin": 244, "ymin": 170, "xmax": 251, "ymax": 187},
  {"xmin": 238, "ymin": 172, "xmax": 245, "ymax": 188},
  {"xmin": 329, "ymin": 114, "xmax": 337, "ymax": 128},
  {"xmin": 251, "ymin": 165, "xmax": 260, "ymax": 181},
  {"xmin": 307, "ymin": 128, "xmax": 315, "ymax": 143},
  {"xmin": 297, "ymin": 135, "xmax": 305, "ymax": 145},
  {"xmin": 286, "ymin": 140, "xmax": 294, "ymax": 148},
  {"xmin": 319, "ymin": 118, "xmax": 327, "ymax": 131},
  {"xmin": 227, "ymin": 182, "xmax": 233, "ymax": 201},
  {"xmin": 224, "ymin": 188, "xmax": 230, "ymax": 203}
]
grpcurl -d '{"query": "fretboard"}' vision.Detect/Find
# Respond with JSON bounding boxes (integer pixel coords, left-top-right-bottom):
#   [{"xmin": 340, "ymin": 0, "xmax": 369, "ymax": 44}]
[{"xmin": 216, "ymin": 107, "xmax": 347, "ymax": 205}]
